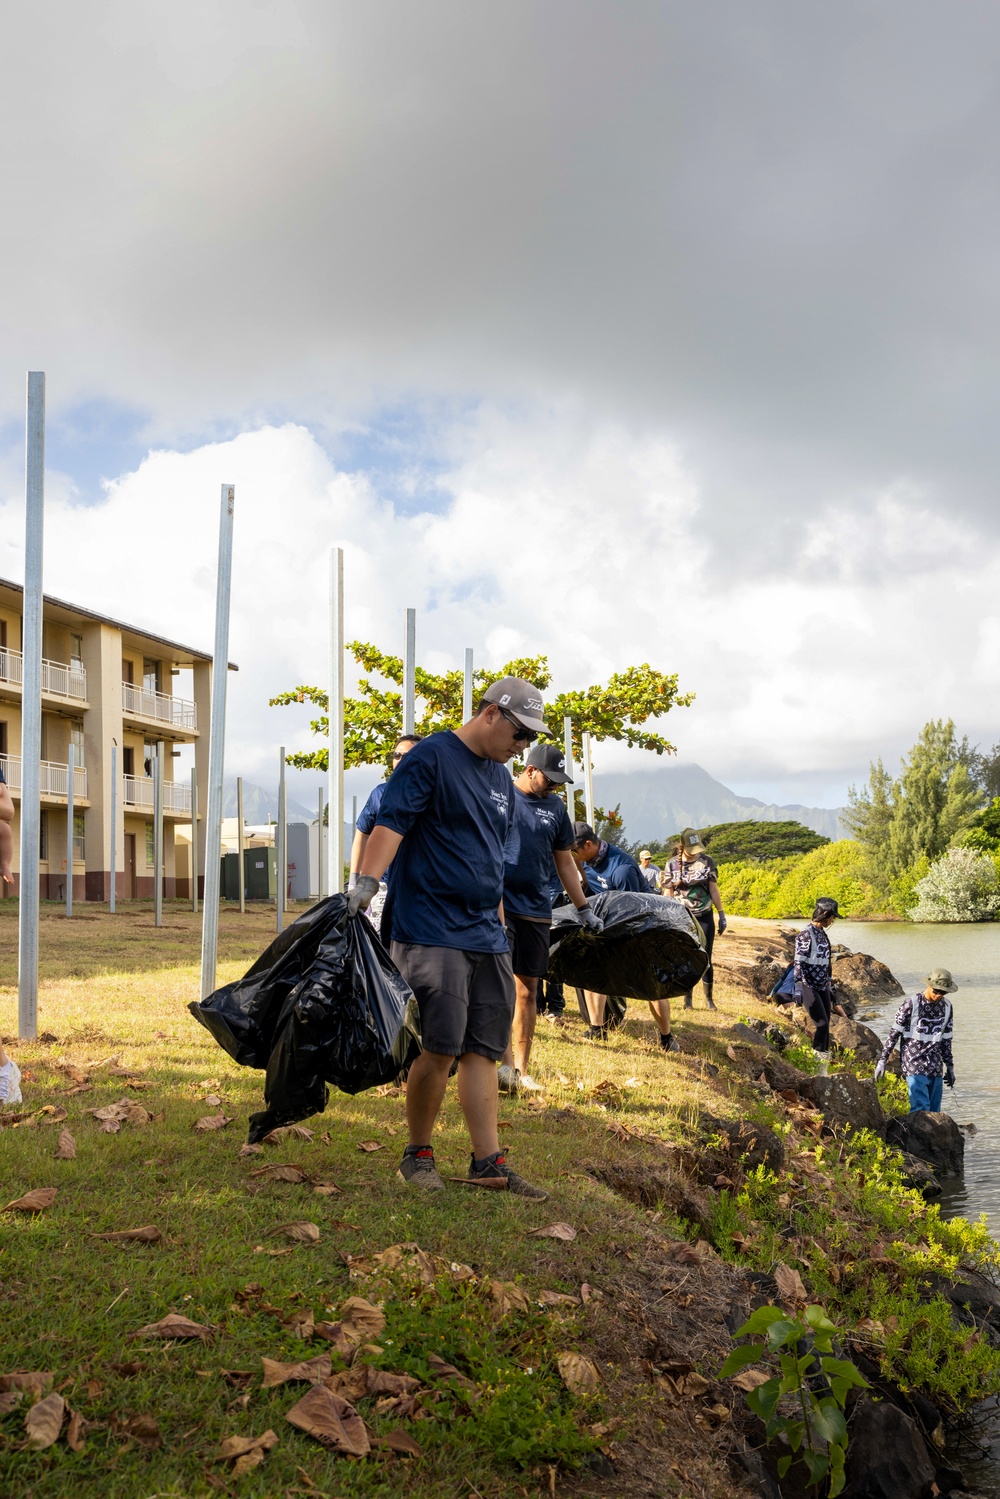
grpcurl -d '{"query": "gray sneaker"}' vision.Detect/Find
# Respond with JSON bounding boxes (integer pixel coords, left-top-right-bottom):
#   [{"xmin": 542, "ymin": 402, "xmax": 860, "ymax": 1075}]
[
  {"xmin": 398, "ymin": 1147, "xmax": 445, "ymax": 1192},
  {"xmin": 467, "ymin": 1151, "xmax": 549, "ymax": 1201}
]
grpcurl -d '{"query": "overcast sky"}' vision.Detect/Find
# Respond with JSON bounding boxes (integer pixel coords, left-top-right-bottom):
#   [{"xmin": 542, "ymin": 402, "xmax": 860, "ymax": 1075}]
[{"xmin": 1, "ymin": 1, "xmax": 999, "ymax": 810}]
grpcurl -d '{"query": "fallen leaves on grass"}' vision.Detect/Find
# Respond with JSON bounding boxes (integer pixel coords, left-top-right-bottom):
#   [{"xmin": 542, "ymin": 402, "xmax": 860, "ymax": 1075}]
[
  {"xmin": 425, "ymin": 1354, "xmax": 478, "ymax": 1397},
  {"xmin": 109, "ymin": 1361, "xmax": 144, "ymax": 1377},
  {"xmin": 35, "ymin": 1104, "xmax": 68, "ymax": 1124},
  {"xmin": 730, "ymin": 1368, "xmax": 771, "ymax": 1392},
  {"xmin": 0, "ymin": 1392, "xmax": 22, "ymax": 1415},
  {"xmin": 0, "ymin": 1371, "xmax": 53, "ymax": 1396},
  {"xmin": 238, "ymin": 1143, "xmax": 264, "ymax": 1156},
  {"xmin": 267, "ymin": 1222, "xmax": 321, "ymax": 1245},
  {"xmin": 314, "ymin": 1298, "xmax": 386, "ymax": 1360},
  {"xmin": 54, "ymin": 1128, "xmax": 76, "ymax": 1160},
  {"xmin": 194, "ymin": 1113, "xmax": 233, "ymax": 1132},
  {"xmin": 92, "ymin": 1225, "xmax": 162, "ymax": 1244},
  {"xmin": 261, "ymin": 1354, "xmax": 331, "ymax": 1389},
  {"xmin": 588, "ymin": 1080, "xmax": 625, "ymax": 1107},
  {"xmin": 380, "ymin": 1428, "xmax": 423, "ymax": 1456},
  {"xmin": 285, "ymin": 1385, "xmax": 370, "ymax": 1455},
  {"xmin": 262, "ymin": 1125, "xmax": 314, "ymax": 1144},
  {"xmin": 527, "ymin": 1222, "xmax": 577, "ymax": 1242},
  {"xmin": 3, "ymin": 1188, "xmax": 57, "ymax": 1213},
  {"xmin": 556, "ymin": 1353, "xmax": 601, "ymax": 1396},
  {"xmin": 250, "ymin": 1163, "xmax": 309, "ymax": 1184},
  {"xmin": 216, "ymin": 1428, "xmax": 279, "ymax": 1477},
  {"xmin": 488, "ymin": 1281, "xmax": 531, "ymax": 1315},
  {"xmin": 312, "ymin": 1182, "xmax": 343, "ymax": 1196},
  {"xmin": 538, "ymin": 1290, "xmax": 581, "ymax": 1308},
  {"xmin": 773, "ymin": 1262, "xmax": 808, "ymax": 1306},
  {"xmin": 131, "ymin": 1313, "xmax": 213, "ymax": 1341},
  {"xmin": 65, "ymin": 1409, "xmax": 86, "ymax": 1451},
  {"xmin": 118, "ymin": 1414, "xmax": 161, "ymax": 1448},
  {"xmin": 357, "ymin": 1140, "xmax": 382, "ymax": 1153},
  {"xmin": 281, "ymin": 1307, "xmax": 316, "ymax": 1338},
  {"xmin": 24, "ymin": 1392, "xmax": 65, "ymax": 1449},
  {"xmin": 56, "ymin": 1063, "xmax": 89, "ymax": 1085}
]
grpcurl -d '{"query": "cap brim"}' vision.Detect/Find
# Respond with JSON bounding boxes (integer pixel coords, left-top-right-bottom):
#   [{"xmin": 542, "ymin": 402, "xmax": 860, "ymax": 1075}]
[
  {"xmin": 518, "ymin": 712, "xmax": 550, "ymax": 736},
  {"xmin": 543, "ymin": 766, "xmax": 572, "ymax": 784}
]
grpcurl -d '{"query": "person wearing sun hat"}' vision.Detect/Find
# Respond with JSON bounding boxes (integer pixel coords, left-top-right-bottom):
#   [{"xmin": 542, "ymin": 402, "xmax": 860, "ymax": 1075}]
[
  {"xmin": 875, "ymin": 969, "xmax": 958, "ymax": 1114},
  {"xmin": 664, "ymin": 828, "xmax": 727, "ymax": 1012},
  {"xmin": 637, "ymin": 850, "xmax": 659, "ymax": 892}
]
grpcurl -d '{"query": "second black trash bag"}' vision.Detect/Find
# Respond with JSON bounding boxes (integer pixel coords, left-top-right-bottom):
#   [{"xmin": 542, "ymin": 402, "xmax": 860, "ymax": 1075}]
[
  {"xmin": 188, "ymin": 895, "xmax": 421, "ymax": 1140},
  {"xmin": 548, "ymin": 890, "xmax": 708, "ymax": 1001}
]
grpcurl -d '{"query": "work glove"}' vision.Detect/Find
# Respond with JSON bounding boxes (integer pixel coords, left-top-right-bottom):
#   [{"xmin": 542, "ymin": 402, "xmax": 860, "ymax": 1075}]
[
  {"xmin": 873, "ymin": 1060, "xmax": 885, "ymax": 1083},
  {"xmin": 945, "ymin": 1067, "xmax": 956, "ymax": 1089},
  {"xmin": 347, "ymin": 871, "xmax": 358, "ymax": 892},
  {"xmin": 347, "ymin": 874, "xmax": 379, "ymax": 918},
  {"xmin": 577, "ymin": 902, "xmax": 604, "ymax": 935},
  {"xmin": 717, "ymin": 912, "xmax": 728, "ymax": 934}
]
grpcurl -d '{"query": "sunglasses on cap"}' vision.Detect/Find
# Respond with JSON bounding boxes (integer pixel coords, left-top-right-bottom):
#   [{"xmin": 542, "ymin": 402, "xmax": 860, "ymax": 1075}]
[{"xmin": 497, "ymin": 706, "xmax": 536, "ymax": 744}]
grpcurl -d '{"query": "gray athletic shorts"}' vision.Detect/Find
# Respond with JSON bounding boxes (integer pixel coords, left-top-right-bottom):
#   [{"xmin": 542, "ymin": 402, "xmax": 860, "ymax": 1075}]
[{"xmin": 390, "ymin": 942, "xmax": 516, "ymax": 1061}]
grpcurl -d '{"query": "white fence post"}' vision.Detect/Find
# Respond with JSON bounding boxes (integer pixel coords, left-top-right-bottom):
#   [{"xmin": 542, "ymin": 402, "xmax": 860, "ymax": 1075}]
[
  {"xmin": 18, "ymin": 372, "xmax": 44, "ymax": 1041},
  {"xmin": 109, "ymin": 743, "xmax": 117, "ymax": 913},
  {"xmin": 402, "ymin": 607, "xmax": 416, "ymax": 736},
  {"xmin": 66, "ymin": 744, "xmax": 75, "ymax": 918},
  {"xmin": 328, "ymin": 549, "xmax": 345, "ymax": 895},
  {"xmin": 199, "ymin": 485, "xmax": 235, "ymax": 1000}
]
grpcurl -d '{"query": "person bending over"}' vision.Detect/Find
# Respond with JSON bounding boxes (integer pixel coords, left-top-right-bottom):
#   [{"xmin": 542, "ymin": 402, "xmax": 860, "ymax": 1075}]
[{"xmin": 875, "ymin": 969, "xmax": 957, "ymax": 1113}]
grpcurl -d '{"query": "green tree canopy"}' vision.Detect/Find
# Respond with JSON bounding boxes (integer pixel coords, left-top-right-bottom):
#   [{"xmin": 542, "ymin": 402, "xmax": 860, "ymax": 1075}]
[
  {"xmin": 637, "ymin": 820, "xmax": 828, "ymax": 866},
  {"xmin": 270, "ymin": 645, "xmax": 692, "ymax": 775}
]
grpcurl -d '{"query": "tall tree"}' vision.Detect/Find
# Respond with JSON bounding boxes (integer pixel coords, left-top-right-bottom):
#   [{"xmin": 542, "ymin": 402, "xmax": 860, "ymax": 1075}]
[
  {"xmin": 843, "ymin": 758, "xmax": 896, "ymax": 863},
  {"xmin": 270, "ymin": 645, "xmax": 692, "ymax": 775},
  {"xmin": 887, "ymin": 720, "xmax": 981, "ymax": 875}
]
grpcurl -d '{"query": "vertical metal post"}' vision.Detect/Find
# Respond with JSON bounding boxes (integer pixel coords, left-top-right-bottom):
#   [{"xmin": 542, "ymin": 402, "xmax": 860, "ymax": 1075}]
[
  {"xmin": 402, "ymin": 607, "xmax": 416, "ymax": 736},
  {"xmin": 328, "ymin": 549, "xmax": 345, "ymax": 894},
  {"xmin": 351, "ymin": 794, "xmax": 357, "ymax": 844},
  {"xmin": 582, "ymin": 730, "xmax": 595, "ymax": 829},
  {"xmin": 316, "ymin": 788, "xmax": 324, "ymax": 900},
  {"xmin": 109, "ymin": 743, "xmax": 117, "ymax": 913},
  {"xmin": 18, "ymin": 371, "xmax": 44, "ymax": 1041},
  {"xmin": 199, "ymin": 484, "xmax": 235, "ymax": 1000},
  {"xmin": 190, "ymin": 767, "xmax": 199, "ymax": 913},
  {"xmin": 153, "ymin": 740, "xmax": 163, "ymax": 927},
  {"xmin": 276, "ymin": 747, "xmax": 286, "ymax": 932},
  {"xmin": 65, "ymin": 744, "xmax": 75, "ymax": 918},
  {"xmin": 563, "ymin": 715, "xmax": 575, "ymax": 828},
  {"xmin": 237, "ymin": 775, "xmax": 245, "ymax": 914},
  {"xmin": 462, "ymin": 648, "xmax": 474, "ymax": 722}
]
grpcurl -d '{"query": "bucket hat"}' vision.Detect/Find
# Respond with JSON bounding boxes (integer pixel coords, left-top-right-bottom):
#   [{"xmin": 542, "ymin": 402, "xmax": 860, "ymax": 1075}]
[{"xmin": 927, "ymin": 968, "xmax": 958, "ymax": 994}]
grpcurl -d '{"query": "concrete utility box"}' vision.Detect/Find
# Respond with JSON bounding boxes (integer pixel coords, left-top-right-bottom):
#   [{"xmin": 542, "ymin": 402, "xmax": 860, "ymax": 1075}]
[{"xmin": 287, "ymin": 821, "xmax": 329, "ymax": 900}]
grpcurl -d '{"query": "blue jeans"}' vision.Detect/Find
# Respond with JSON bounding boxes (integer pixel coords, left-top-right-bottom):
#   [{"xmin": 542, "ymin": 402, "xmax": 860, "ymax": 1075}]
[{"xmin": 907, "ymin": 1074, "xmax": 943, "ymax": 1113}]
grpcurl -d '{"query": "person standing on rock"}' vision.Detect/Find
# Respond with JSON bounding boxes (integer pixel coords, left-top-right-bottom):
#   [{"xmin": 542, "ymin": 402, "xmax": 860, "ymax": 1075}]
[
  {"xmin": 664, "ymin": 829, "xmax": 727, "ymax": 1011},
  {"xmin": 794, "ymin": 897, "xmax": 847, "ymax": 1076},
  {"xmin": 874, "ymin": 970, "xmax": 957, "ymax": 1114}
]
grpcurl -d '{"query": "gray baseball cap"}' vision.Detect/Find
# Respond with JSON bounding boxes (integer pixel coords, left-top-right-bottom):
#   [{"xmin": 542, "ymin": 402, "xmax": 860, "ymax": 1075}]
[
  {"xmin": 526, "ymin": 743, "xmax": 573, "ymax": 783},
  {"xmin": 480, "ymin": 676, "xmax": 550, "ymax": 734},
  {"xmin": 573, "ymin": 821, "xmax": 598, "ymax": 843}
]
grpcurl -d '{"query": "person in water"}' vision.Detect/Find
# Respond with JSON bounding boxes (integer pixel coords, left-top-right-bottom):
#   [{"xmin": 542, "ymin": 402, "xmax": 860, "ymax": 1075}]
[{"xmin": 875, "ymin": 969, "xmax": 957, "ymax": 1113}]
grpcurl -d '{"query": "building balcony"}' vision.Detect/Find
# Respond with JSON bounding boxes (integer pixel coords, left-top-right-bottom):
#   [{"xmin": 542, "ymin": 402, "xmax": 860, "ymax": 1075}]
[
  {"xmin": 122, "ymin": 774, "xmax": 192, "ymax": 818},
  {"xmin": 0, "ymin": 754, "xmax": 89, "ymax": 803},
  {"xmin": 0, "ymin": 648, "xmax": 87, "ymax": 703},
  {"xmin": 121, "ymin": 681, "xmax": 197, "ymax": 733}
]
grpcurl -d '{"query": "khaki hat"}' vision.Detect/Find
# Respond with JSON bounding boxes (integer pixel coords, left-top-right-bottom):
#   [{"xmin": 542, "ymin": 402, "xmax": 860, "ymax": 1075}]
[
  {"xmin": 640, "ymin": 849, "xmax": 652, "ymax": 859},
  {"xmin": 680, "ymin": 827, "xmax": 706, "ymax": 855},
  {"xmin": 480, "ymin": 676, "xmax": 549, "ymax": 735},
  {"xmin": 927, "ymin": 968, "xmax": 958, "ymax": 994}
]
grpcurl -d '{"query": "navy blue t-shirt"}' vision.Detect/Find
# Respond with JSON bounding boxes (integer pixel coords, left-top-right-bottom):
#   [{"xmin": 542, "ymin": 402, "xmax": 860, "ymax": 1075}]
[
  {"xmin": 374, "ymin": 731, "xmax": 515, "ymax": 953},
  {"xmin": 356, "ymin": 781, "xmax": 386, "ymax": 835},
  {"xmin": 503, "ymin": 787, "xmax": 575, "ymax": 921},
  {"xmin": 585, "ymin": 841, "xmax": 645, "ymax": 894}
]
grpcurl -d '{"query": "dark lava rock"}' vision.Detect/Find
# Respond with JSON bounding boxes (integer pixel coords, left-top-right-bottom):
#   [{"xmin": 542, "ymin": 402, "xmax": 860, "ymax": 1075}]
[
  {"xmin": 885, "ymin": 1112, "xmax": 964, "ymax": 1177},
  {"xmin": 842, "ymin": 1395, "xmax": 938, "ymax": 1498},
  {"xmin": 921, "ymin": 1267, "xmax": 1000, "ymax": 1346},
  {"xmin": 758, "ymin": 1051, "xmax": 810, "ymax": 1094},
  {"xmin": 829, "ymin": 1013, "xmax": 884, "ymax": 1062},
  {"xmin": 730, "ymin": 1021, "xmax": 778, "ymax": 1049},
  {"xmin": 701, "ymin": 1113, "xmax": 785, "ymax": 1174},
  {"xmin": 798, "ymin": 1072, "xmax": 883, "ymax": 1132},
  {"xmin": 833, "ymin": 951, "xmax": 905, "ymax": 1003},
  {"xmin": 898, "ymin": 1152, "xmax": 942, "ymax": 1199},
  {"xmin": 737, "ymin": 1018, "xmax": 790, "ymax": 1051}
]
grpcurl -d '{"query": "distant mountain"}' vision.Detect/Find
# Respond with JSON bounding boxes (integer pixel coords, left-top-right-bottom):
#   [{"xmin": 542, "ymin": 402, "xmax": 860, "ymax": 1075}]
[
  {"xmin": 222, "ymin": 778, "xmax": 316, "ymax": 825},
  {"xmin": 592, "ymin": 764, "xmax": 846, "ymax": 843}
]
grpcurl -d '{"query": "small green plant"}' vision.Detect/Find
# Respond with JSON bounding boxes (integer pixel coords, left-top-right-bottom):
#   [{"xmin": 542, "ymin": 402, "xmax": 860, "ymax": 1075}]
[
  {"xmin": 784, "ymin": 1039, "xmax": 821, "ymax": 1074},
  {"xmin": 875, "ymin": 1069, "xmax": 910, "ymax": 1117},
  {"xmin": 719, "ymin": 1304, "xmax": 868, "ymax": 1497}
]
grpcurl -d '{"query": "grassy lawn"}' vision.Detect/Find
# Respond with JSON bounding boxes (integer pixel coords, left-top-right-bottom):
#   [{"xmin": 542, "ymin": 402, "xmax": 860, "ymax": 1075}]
[{"xmin": 0, "ymin": 904, "xmax": 877, "ymax": 1497}]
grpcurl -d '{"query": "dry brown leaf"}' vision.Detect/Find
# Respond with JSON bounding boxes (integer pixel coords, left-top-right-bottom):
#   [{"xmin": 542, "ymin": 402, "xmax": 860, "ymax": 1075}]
[
  {"xmin": 123, "ymin": 1414, "xmax": 161, "ymax": 1447},
  {"xmin": 281, "ymin": 1307, "xmax": 315, "ymax": 1338},
  {"xmin": 342, "ymin": 1297, "xmax": 386, "ymax": 1337},
  {"xmin": 489, "ymin": 1281, "xmax": 531, "ymax": 1315},
  {"xmin": 197, "ymin": 1078, "xmax": 221, "ymax": 1089},
  {"xmin": 204, "ymin": 1093, "xmax": 222, "ymax": 1107},
  {"xmin": 539, "ymin": 1289, "xmax": 581, "ymax": 1307},
  {"xmin": 580, "ymin": 1282, "xmax": 603, "ymax": 1304},
  {"xmin": 426, "ymin": 1354, "xmax": 478, "ymax": 1396},
  {"xmin": 249, "ymin": 1163, "xmax": 308, "ymax": 1184},
  {"xmin": 3, "ymin": 1187, "xmax": 58, "ymax": 1213},
  {"xmin": 36, "ymin": 1104, "xmax": 69, "ymax": 1124},
  {"xmin": 589, "ymin": 1079, "xmax": 625, "ymax": 1106},
  {"xmin": 365, "ymin": 1369, "xmax": 421, "ymax": 1397},
  {"xmin": 54, "ymin": 1129, "xmax": 76, "ymax": 1160},
  {"xmin": 24, "ymin": 1392, "xmax": 65, "ymax": 1449},
  {"xmin": 261, "ymin": 1354, "xmax": 331, "ymax": 1389},
  {"xmin": 92, "ymin": 1225, "xmax": 162, "ymax": 1244},
  {"xmin": 325, "ymin": 1365, "xmax": 370, "ymax": 1402},
  {"xmin": 0, "ymin": 1370, "xmax": 53, "ymax": 1396},
  {"xmin": 357, "ymin": 1140, "xmax": 383, "ymax": 1153},
  {"xmin": 108, "ymin": 1064, "xmax": 139, "ymax": 1077},
  {"xmin": 285, "ymin": 1385, "xmax": 370, "ymax": 1455},
  {"xmin": 109, "ymin": 1360, "xmax": 143, "ymax": 1377},
  {"xmin": 731, "ymin": 1368, "xmax": 771, "ymax": 1392},
  {"xmin": 126, "ymin": 1079, "xmax": 154, "ymax": 1091},
  {"xmin": 88, "ymin": 1102, "xmax": 128, "ymax": 1125},
  {"xmin": 262, "ymin": 1125, "xmax": 314, "ymax": 1144},
  {"xmin": 124, "ymin": 1103, "xmax": 153, "ymax": 1127},
  {"xmin": 238, "ymin": 1143, "xmax": 264, "ymax": 1157},
  {"xmin": 381, "ymin": 1427, "xmax": 424, "ymax": 1456},
  {"xmin": 131, "ymin": 1313, "xmax": 213, "ymax": 1341},
  {"xmin": 557, "ymin": 1352, "xmax": 601, "ymax": 1396},
  {"xmin": 527, "ymin": 1222, "xmax": 577, "ymax": 1242},
  {"xmin": 312, "ymin": 1183, "xmax": 343, "ymax": 1196},
  {"xmin": 372, "ymin": 1242, "xmax": 436, "ymax": 1284},
  {"xmin": 194, "ymin": 1113, "xmax": 233, "ymax": 1132},
  {"xmin": 267, "ymin": 1221, "xmax": 320, "ymax": 1244},
  {"xmin": 0, "ymin": 1392, "xmax": 22, "ymax": 1415},
  {"xmin": 773, "ymin": 1262, "xmax": 808, "ymax": 1306},
  {"xmin": 58, "ymin": 1064, "xmax": 89, "ymax": 1084},
  {"xmin": 216, "ymin": 1427, "xmax": 279, "ymax": 1476},
  {"xmin": 65, "ymin": 1409, "xmax": 86, "ymax": 1452}
]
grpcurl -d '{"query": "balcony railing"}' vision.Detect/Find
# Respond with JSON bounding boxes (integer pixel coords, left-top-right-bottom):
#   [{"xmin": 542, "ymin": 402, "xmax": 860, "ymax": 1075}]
[
  {"xmin": 0, "ymin": 755, "xmax": 88, "ymax": 800},
  {"xmin": 0, "ymin": 648, "xmax": 87, "ymax": 700},
  {"xmin": 121, "ymin": 681, "xmax": 197, "ymax": 730},
  {"xmin": 122, "ymin": 775, "xmax": 192, "ymax": 815}
]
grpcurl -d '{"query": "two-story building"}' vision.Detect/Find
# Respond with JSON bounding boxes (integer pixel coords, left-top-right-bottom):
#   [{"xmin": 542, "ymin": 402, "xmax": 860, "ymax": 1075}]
[{"xmin": 0, "ymin": 577, "xmax": 219, "ymax": 900}]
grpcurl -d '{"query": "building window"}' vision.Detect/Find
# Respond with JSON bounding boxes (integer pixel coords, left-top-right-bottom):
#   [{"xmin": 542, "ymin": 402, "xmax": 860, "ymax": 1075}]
[
  {"xmin": 73, "ymin": 814, "xmax": 85, "ymax": 863},
  {"xmin": 143, "ymin": 740, "xmax": 158, "ymax": 777},
  {"xmin": 0, "ymin": 721, "xmax": 7, "ymax": 757},
  {"xmin": 122, "ymin": 746, "xmax": 135, "ymax": 778},
  {"xmin": 143, "ymin": 657, "xmax": 161, "ymax": 695},
  {"xmin": 39, "ymin": 810, "xmax": 47, "ymax": 861},
  {"xmin": 145, "ymin": 822, "xmax": 154, "ymax": 866},
  {"xmin": 122, "ymin": 658, "xmax": 134, "ymax": 685},
  {"xmin": 70, "ymin": 633, "xmax": 84, "ymax": 668},
  {"xmin": 70, "ymin": 718, "xmax": 85, "ymax": 767}
]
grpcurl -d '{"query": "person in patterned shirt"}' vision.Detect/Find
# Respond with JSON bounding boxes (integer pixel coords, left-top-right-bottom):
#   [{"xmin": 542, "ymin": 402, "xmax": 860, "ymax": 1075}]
[
  {"xmin": 793, "ymin": 897, "xmax": 847, "ymax": 1075},
  {"xmin": 664, "ymin": 828, "xmax": 727, "ymax": 1011},
  {"xmin": 875, "ymin": 969, "xmax": 957, "ymax": 1113}
]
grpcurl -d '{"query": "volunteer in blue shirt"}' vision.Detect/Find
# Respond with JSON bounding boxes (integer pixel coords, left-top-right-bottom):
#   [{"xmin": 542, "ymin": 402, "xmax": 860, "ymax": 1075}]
[
  {"xmin": 572, "ymin": 823, "xmax": 679, "ymax": 1053},
  {"xmin": 349, "ymin": 676, "xmax": 551, "ymax": 1201},
  {"xmin": 499, "ymin": 744, "xmax": 602, "ymax": 1096},
  {"xmin": 348, "ymin": 734, "xmax": 422, "ymax": 941}
]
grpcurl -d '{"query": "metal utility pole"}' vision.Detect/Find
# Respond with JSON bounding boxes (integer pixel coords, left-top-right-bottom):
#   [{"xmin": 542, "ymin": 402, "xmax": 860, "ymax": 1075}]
[
  {"xmin": 582, "ymin": 730, "xmax": 595, "ymax": 829},
  {"xmin": 199, "ymin": 484, "xmax": 235, "ymax": 1000},
  {"xmin": 18, "ymin": 372, "xmax": 44, "ymax": 1041},
  {"xmin": 153, "ymin": 740, "xmax": 164, "ymax": 927},
  {"xmin": 65, "ymin": 744, "xmax": 75, "ymax": 918},
  {"xmin": 351, "ymin": 794, "xmax": 357, "ymax": 844},
  {"xmin": 276, "ymin": 746, "xmax": 286, "ymax": 932},
  {"xmin": 463, "ymin": 648, "xmax": 473, "ymax": 722},
  {"xmin": 402, "ymin": 607, "xmax": 415, "ymax": 736},
  {"xmin": 190, "ymin": 767, "xmax": 199, "ymax": 913},
  {"xmin": 109, "ymin": 743, "xmax": 117, "ymax": 914},
  {"xmin": 327, "ymin": 549, "xmax": 345, "ymax": 895},
  {"xmin": 316, "ymin": 788, "xmax": 324, "ymax": 900},
  {"xmin": 236, "ymin": 775, "xmax": 245, "ymax": 914},
  {"xmin": 563, "ymin": 716, "xmax": 575, "ymax": 827}
]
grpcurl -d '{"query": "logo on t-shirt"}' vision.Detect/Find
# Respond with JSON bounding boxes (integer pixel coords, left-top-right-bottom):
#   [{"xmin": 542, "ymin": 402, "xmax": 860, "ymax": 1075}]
[{"xmin": 489, "ymin": 787, "xmax": 510, "ymax": 818}]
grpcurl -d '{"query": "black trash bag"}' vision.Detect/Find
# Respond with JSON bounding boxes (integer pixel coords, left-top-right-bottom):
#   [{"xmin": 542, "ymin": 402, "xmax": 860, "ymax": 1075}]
[
  {"xmin": 548, "ymin": 891, "xmax": 708, "ymax": 1001},
  {"xmin": 188, "ymin": 894, "xmax": 421, "ymax": 1140}
]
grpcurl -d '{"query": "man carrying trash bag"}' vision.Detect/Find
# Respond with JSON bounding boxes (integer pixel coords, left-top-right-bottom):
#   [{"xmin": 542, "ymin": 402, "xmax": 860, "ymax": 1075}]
[{"xmin": 349, "ymin": 676, "xmax": 552, "ymax": 1200}]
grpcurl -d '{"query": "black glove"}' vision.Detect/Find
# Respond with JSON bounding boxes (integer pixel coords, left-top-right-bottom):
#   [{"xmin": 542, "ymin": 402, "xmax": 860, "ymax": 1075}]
[
  {"xmin": 577, "ymin": 902, "xmax": 604, "ymax": 934},
  {"xmin": 717, "ymin": 912, "xmax": 728, "ymax": 934},
  {"xmin": 945, "ymin": 1067, "xmax": 956, "ymax": 1089},
  {"xmin": 347, "ymin": 874, "xmax": 379, "ymax": 918}
]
